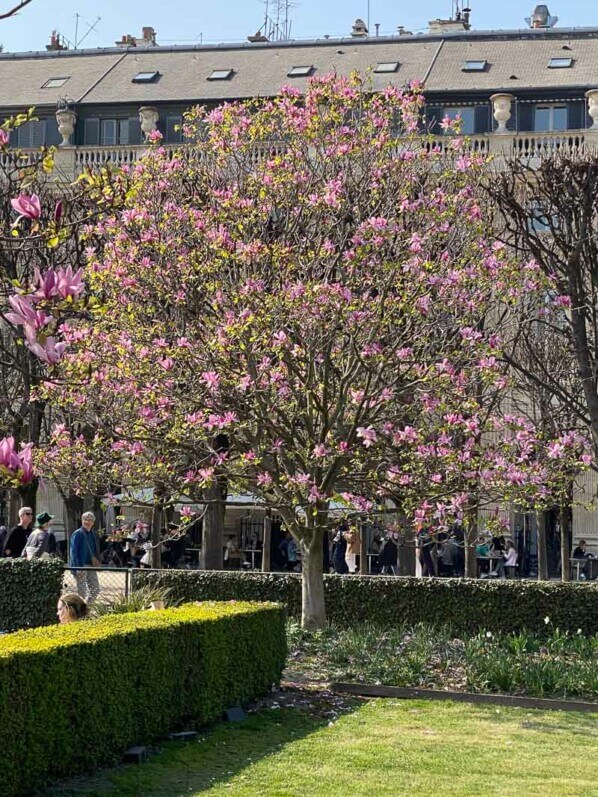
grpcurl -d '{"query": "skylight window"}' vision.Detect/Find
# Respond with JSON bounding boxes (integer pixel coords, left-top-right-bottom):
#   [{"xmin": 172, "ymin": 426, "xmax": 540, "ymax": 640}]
[
  {"xmin": 132, "ymin": 71, "xmax": 160, "ymax": 83},
  {"xmin": 41, "ymin": 76, "xmax": 70, "ymax": 89},
  {"xmin": 208, "ymin": 69, "xmax": 234, "ymax": 81},
  {"xmin": 287, "ymin": 65, "xmax": 314, "ymax": 77},
  {"xmin": 374, "ymin": 62, "xmax": 400, "ymax": 74},
  {"xmin": 462, "ymin": 60, "xmax": 487, "ymax": 72},
  {"xmin": 548, "ymin": 57, "xmax": 573, "ymax": 68}
]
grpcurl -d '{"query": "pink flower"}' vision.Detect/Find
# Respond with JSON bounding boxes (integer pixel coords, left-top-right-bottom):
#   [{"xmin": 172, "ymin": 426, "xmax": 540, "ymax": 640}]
[
  {"xmin": 180, "ymin": 506, "xmax": 194, "ymax": 518},
  {"xmin": 5, "ymin": 294, "xmax": 50, "ymax": 330},
  {"xmin": 56, "ymin": 266, "xmax": 85, "ymax": 300},
  {"xmin": 0, "ymin": 129, "xmax": 8, "ymax": 147},
  {"xmin": 313, "ymin": 443, "xmax": 329, "ymax": 458},
  {"xmin": 201, "ymin": 371, "xmax": 220, "ymax": 391},
  {"xmin": 356, "ymin": 426, "xmax": 377, "ymax": 448},
  {"xmin": 257, "ymin": 472, "xmax": 273, "ymax": 487},
  {"xmin": 26, "ymin": 336, "xmax": 67, "ymax": 365},
  {"xmin": 11, "ymin": 194, "xmax": 41, "ymax": 220}
]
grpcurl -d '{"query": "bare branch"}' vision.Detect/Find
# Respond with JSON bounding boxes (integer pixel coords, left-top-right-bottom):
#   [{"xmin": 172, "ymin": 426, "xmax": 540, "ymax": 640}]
[{"xmin": 0, "ymin": 0, "xmax": 32, "ymax": 21}]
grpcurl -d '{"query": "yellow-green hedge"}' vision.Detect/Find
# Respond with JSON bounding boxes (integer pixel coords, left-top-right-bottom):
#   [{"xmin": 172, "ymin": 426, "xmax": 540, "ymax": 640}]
[{"xmin": 0, "ymin": 601, "xmax": 286, "ymax": 796}]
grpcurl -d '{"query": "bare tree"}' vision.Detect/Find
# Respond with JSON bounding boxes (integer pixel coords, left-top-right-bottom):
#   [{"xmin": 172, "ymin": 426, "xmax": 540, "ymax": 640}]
[{"xmin": 0, "ymin": 0, "xmax": 33, "ymax": 21}]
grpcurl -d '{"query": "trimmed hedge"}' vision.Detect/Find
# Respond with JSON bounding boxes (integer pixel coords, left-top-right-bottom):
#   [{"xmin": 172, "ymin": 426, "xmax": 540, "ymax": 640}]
[
  {"xmin": 134, "ymin": 570, "xmax": 598, "ymax": 635},
  {"xmin": 0, "ymin": 601, "xmax": 286, "ymax": 796},
  {"xmin": 0, "ymin": 558, "xmax": 63, "ymax": 632}
]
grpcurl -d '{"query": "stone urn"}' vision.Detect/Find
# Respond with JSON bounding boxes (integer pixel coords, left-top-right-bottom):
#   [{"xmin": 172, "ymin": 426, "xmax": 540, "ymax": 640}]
[
  {"xmin": 490, "ymin": 93, "xmax": 514, "ymax": 135},
  {"xmin": 139, "ymin": 105, "xmax": 159, "ymax": 140},
  {"xmin": 585, "ymin": 89, "xmax": 598, "ymax": 131},
  {"xmin": 55, "ymin": 106, "xmax": 76, "ymax": 146}
]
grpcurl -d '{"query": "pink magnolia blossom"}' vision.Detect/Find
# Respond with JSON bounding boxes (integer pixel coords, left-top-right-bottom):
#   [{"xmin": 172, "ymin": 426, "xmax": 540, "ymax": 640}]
[
  {"xmin": 56, "ymin": 266, "xmax": 85, "ymax": 300},
  {"xmin": 356, "ymin": 426, "xmax": 377, "ymax": 447},
  {"xmin": 26, "ymin": 336, "xmax": 67, "ymax": 365},
  {"xmin": 5, "ymin": 294, "xmax": 50, "ymax": 330},
  {"xmin": 11, "ymin": 194, "xmax": 41, "ymax": 221},
  {"xmin": 0, "ymin": 129, "xmax": 9, "ymax": 147}
]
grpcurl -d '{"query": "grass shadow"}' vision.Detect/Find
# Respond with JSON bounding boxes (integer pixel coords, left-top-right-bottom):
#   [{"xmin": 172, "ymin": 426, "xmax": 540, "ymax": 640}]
[{"xmin": 45, "ymin": 688, "xmax": 366, "ymax": 797}]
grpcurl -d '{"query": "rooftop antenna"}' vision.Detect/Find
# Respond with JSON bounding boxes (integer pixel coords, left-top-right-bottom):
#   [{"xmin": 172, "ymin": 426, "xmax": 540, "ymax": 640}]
[
  {"xmin": 58, "ymin": 13, "xmax": 101, "ymax": 50},
  {"xmin": 258, "ymin": 0, "xmax": 297, "ymax": 41}
]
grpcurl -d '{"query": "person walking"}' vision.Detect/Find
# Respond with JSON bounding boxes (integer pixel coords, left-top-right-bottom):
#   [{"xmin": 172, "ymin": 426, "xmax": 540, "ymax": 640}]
[
  {"xmin": 379, "ymin": 531, "xmax": 399, "ymax": 575},
  {"xmin": 69, "ymin": 512, "xmax": 101, "ymax": 603},
  {"xmin": 3, "ymin": 506, "xmax": 33, "ymax": 558},
  {"xmin": 332, "ymin": 529, "xmax": 349, "ymax": 574},
  {"xmin": 345, "ymin": 524, "xmax": 361, "ymax": 574},
  {"xmin": 22, "ymin": 512, "xmax": 56, "ymax": 559}
]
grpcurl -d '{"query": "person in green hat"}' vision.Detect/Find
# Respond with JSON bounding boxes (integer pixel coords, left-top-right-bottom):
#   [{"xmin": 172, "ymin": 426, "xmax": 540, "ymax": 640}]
[{"xmin": 22, "ymin": 511, "xmax": 56, "ymax": 559}]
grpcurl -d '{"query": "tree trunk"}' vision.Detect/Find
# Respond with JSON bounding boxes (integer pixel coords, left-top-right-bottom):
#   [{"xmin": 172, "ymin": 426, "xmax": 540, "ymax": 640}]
[
  {"xmin": 560, "ymin": 505, "xmax": 571, "ymax": 582},
  {"xmin": 65, "ymin": 492, "xmax": 84, "ymax": 564},
  {"xmin": 463, "ymin": 505, "xmax": 478, "ymax": 578},
  {"xmin": 202, "ymin": 485, "xmax": 225, "ymax": 570},
  {"xmin": 17, "ymin": 479, "xmax": 38, "ymax": 516},
  {"xmin": 359, "ymin": 522, "xmax": 367, "ymax": 574},
  {"xmin": 300, "ymin": 531, "xmax": 326, "ymax": 630},
  {"xmin": 536, "ymin": 510, "xmax": 549, "ymax": 580},
  {"xmin": 399, "ymin": 528, "xmax": 416, "ymax": 576},
  {"xmin": 151, "ymin": 502, "xmax": 163, "ymax": 569},
  {"xmin": 262, "ymin": 512, "xmax": 271, "ymax": 572}
]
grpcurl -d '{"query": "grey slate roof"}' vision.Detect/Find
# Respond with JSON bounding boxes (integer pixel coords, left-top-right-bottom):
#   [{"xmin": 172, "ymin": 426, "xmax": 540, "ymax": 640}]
[{"xmin": 0, "ymin": 27, "xmax": 597, "ymax": 110}]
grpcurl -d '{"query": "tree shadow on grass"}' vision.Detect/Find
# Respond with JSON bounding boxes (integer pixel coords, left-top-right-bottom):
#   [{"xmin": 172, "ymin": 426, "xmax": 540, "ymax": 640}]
[{"xmin": 45, "ymin": 688, "xmax": 366, "ymax": 797}]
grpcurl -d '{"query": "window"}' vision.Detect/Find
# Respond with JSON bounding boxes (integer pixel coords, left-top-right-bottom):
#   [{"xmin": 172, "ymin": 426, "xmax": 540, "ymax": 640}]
[
  {"xmin": 208, "ymin": 69, "xmax": 234, "ymax": 81},
  {"xmin": 100, "ymin": 119, "xmax": 132, "ymax": 146},
  {"xmin": 462, "ymin": 60, "xmax": 487, "ymax": 72},
  {"xmin": 287, "ymin": 65, "xmax": 314, "ymax": 77},
  {"xmin": 548, "ymin": 57, "xmax": 573, "ymax": 68},
  {"xmin": 443, "ymin": 107, "xmax": 476, "ymax": 135},
  {"xmin": 132, "ymin": 71, "xmax": 160, "ymax": 83},
  {"xmin": 165, "ymin": 115, "xmax": 183, "ymax": 143},
  {"xmin": 534, "ymin": 105, "xmax": 567, "ymax": 132},
  {"xmin": 41, "ymin": 76, "xmax": 69, "ymax": 89},
  {"xmin": 17, "ymin": 120, "xmax": 45, "ymax": 148},
  {"xmin": 528, "ymin": 201, "xmax": 551, "ymax": 233},
  {"xmin": 374, "ymin": 62, "xmax": 399, "ymax": 74}
]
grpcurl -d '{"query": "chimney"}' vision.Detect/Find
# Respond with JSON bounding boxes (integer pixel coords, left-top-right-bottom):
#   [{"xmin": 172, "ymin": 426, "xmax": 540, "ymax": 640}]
[
  {"xmin": 526, "ymin": 5, "xmax": 558, "ymax": 28},
  {"xmin": 140, "ymin": 26, "xmax": 157, "ymax": 45},
  {"xmin": 116, "ymin": 33, "xmax": 135, "ymax": 47},
  {"xmin": 428, "ymin": 16, "xmax": 471, "ymax": 34},
  {"xmin": 46, "ymin": 30, "xmax": 67, "ymax": 51},
  {"xmin": 247, "ymin": 30, "xmax": 269, "ymax": 42},
  {"xmin": 351, "ymin": 18, "xmax": 368, "ymax": 38},
  {"xmin": 397, "ymin": 25, "xmax": 413, "ymax": 36}
]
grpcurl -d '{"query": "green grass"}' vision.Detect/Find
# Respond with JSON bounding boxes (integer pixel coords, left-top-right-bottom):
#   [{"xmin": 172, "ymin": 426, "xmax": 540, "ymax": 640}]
[
  {"xmin": 286, "ymin": 622, "xmax": 598, "ymax": 700},
  {"xmin": 49, "ymin": 698, "xmax": 598, "ymax": 797}
]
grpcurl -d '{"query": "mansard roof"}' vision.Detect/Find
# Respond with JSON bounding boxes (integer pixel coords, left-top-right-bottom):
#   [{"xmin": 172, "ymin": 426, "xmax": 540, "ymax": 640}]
[{"xmin": 0, "ymin": 26, "xmax": 597, "ymax": 110}]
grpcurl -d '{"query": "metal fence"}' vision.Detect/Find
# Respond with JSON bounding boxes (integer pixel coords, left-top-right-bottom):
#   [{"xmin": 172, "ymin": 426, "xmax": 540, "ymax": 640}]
[{"xmin": 63, "ymin": 566, "xmax": 132, "ymax": 603}]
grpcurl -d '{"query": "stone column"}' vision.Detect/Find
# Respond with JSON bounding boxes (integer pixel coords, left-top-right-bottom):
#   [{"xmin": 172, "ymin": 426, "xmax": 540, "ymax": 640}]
[
  {"xmin": 139, "ymin": 106, "xmax": 159, "ymax": 140},
  {"xmin": 55, "ymin": 107, "xmax": 76, "ymax": 146},
  {"xmin": 490, "ymin": 93, "xmax": 514, "ymax": 135}
]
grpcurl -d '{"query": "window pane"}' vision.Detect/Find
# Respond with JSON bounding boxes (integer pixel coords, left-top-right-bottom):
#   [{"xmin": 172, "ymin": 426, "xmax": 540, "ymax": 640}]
[
  {"xmin": 101, "ymin": 120, "xmax": 117, "ymax": 146},
  {"xmin": 534, "ymin": 107, "xmax": 551, "ymax": 132},
  {"xmin": 444, "ymin": 107, "xmax": 475, "ymax": 135},
  {"xmin": 552, "ymin": 106, "xmax": 568, "ymax": 131}
]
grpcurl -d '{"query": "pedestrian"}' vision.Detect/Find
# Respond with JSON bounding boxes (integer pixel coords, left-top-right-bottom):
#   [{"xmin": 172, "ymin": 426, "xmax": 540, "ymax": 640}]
[
  {"xmin": 332, "ymin": 529, "xmax": 349, "ymax": 574},
  {"xmin": 69, "ymin": 512, "xmax": 101, "ymax": 603},
  {"xmin": 22, "ymin": 512, "xmax": 56, "ymax": 559},
  {"xmin": 379, "ymin": 531, "xmax": 399, "ymax": 575},
  {"xmin": 3, "ymin": 506, "xmax": 34, "ymax": 558},
  {"xmin": 57, "ymin": 593, "xmax": 88, "ymax": 624},
  {"xmin": 418, "ymin": 528, "xmax": 436, "ymax": 577},
  {"xmin": 345, "ymin": 524, "xmax": 361, "ymax": 574},
  {"xmin": 0, "ymin": 525, "xmax": 8, "ymax": 556}
]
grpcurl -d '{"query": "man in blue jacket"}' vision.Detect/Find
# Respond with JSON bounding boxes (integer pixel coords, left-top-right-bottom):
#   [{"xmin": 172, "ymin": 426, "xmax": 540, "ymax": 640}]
[{"xmin": 70, "ymin": 511, "xmax": 100, "ymax": 603}]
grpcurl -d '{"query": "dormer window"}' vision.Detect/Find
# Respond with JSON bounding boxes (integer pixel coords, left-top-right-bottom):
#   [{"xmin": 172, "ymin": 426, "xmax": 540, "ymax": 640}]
[
  {"xmin": 462, "ymin": 60, "xmax": 487, "ymax": 72},
  {"xmin": 208, "ymin": 69, "xmax": 234, "ymax": 81},
  {"xmin": 548, "ymin": 57, "xmax": 573, "ymax": 68},
  {"xmin": 287, "ymin": 65, "xmax": 314, "ymax": 77},
  {"xmin": 374, "ymin": 62, "xmax": 399, "ymax": 74}
]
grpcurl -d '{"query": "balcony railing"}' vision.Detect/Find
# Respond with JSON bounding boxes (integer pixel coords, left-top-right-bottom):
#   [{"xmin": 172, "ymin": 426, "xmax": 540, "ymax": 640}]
[{"xmin": 6, "ymin": 127, "xmax": 598, "ymax": 181}]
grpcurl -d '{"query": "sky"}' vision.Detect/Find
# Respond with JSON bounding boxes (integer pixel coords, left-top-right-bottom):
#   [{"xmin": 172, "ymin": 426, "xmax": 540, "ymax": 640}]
[{"xmin": 0, "ymin": 0, "xmax": 596, "ymax": 53}]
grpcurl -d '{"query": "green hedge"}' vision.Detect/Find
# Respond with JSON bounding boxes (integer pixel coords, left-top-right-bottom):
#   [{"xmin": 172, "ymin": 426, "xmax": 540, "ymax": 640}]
[
  {"xmin": 0, "ymin": 559, "xmax": 63, "ymax": 632},
  {"xmin": 134, "ymin": 571, "xmax": 598, "ymax": 635},
  {"xmin": 0, "ymin": 601, "xmax": 286, "ymax": 797}
]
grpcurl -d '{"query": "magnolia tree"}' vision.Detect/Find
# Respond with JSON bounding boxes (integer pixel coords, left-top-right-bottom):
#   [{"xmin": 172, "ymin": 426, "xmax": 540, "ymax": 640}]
[{"xmin": 23, "ymin": 76, "xmax": 589, "ymax": 626}]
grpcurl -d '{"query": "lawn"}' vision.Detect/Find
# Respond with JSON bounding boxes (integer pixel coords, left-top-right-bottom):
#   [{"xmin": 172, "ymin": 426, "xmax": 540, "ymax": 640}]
[{"xmin": 51, "ymin": 696, "xmax": 598, "ymax": 797}]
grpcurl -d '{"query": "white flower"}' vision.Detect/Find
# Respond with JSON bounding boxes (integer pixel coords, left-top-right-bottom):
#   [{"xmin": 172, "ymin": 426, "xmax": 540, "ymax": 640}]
[
  {"xmin": 544, "ymin": 616, "xmax": 550, "ymax": 624},
  {"xmin": 577, "ymin": 628, "xmax": 582, "ymax": 635},
  {"xmin": 486, "ymin": 631, "xmax": 493, "ymax": 638}
]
